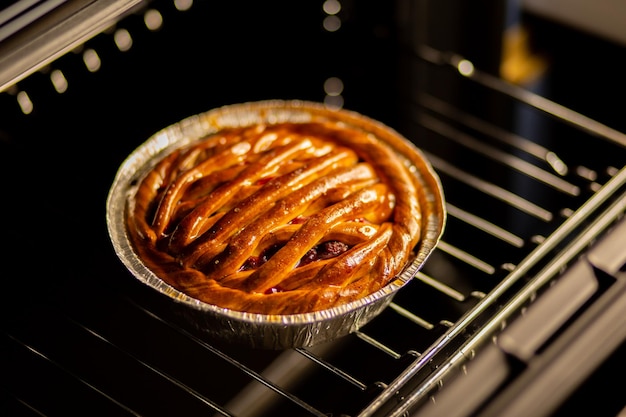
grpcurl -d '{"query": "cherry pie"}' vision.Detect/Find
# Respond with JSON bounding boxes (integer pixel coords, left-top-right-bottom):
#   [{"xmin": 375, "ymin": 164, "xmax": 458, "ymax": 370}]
[{"xmin": 125, "ymin": 103, "xmax": 434, "ymax": 315}]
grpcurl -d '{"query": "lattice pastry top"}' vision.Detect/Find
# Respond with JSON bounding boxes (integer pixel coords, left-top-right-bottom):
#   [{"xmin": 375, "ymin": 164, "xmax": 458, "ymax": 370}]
[{"xmin": 126, "ymin": 118, "xmax": 424, "ymax": 315}]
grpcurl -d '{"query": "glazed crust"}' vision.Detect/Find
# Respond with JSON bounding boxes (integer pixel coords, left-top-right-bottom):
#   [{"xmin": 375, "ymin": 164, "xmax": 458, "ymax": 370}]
[{"xmin": 127, "ymin": 120, "xmax": 422, "ymax": 314}]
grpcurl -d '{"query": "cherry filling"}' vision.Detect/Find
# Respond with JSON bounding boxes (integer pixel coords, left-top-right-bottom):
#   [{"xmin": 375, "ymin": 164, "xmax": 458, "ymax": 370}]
[
  {"xmin": 288, "ymin": 216, "xmax": 308, "ymax": 225},
  {"xmin": 241, "ymin": 243, "xmax": 282, "ymax": 271},
  {"xmin": 299, "ymin": 241, "xmax": 350, "ymax": 266},
  {"xmin": 255, "ymin": 176, "xmax": 275, "ymax": 186},
  {"xmin": 260, "ymin": 240, "xmax": 351, "ymax": 295},
  {"xmin": 241, "ymin": 240, "xmax": 350, "ymax": 272}
]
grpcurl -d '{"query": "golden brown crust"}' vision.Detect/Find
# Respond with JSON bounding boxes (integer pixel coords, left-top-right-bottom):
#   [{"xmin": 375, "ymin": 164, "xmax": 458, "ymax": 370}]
[{"xmin": 126, "ymin": 120, "xmax": 422, "ymax": 314}]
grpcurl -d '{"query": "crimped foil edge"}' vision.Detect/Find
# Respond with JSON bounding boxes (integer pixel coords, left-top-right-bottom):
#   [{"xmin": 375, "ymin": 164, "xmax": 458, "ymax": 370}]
[{"xmin": 106, "ymin": 100, "xmax": 445, "ymax": 349}]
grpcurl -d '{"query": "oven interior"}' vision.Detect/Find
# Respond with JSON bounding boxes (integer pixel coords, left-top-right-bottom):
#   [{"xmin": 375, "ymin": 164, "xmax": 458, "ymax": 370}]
[{"xmin": 1, "ymin": 1, "xmax": 625, "ymax": 416}]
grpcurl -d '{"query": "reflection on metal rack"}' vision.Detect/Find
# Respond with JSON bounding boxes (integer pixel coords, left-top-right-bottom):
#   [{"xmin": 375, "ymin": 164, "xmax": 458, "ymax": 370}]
[
  {"xmin": 2, "ymin": 1, "xmax": 625, "ymax": 416},
  {"xmin": 0, "ymin": 0, "xmax": 147, "ymax": 92},
  {"xmin": 416, "ymin": 45, "xmax": 626, "ymax": 148},
  {"xmin": 4, "ymin": 42, "xmax": 626, "ymax": 416},
  {"xmin": 377, "ymin": 46, "xmax": 626, "ymax": 417}
]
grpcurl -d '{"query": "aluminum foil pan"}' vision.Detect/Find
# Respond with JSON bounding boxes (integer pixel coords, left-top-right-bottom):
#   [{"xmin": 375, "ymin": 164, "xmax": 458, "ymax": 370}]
[{"xmin": 106, "ymin": 100, "xmax": 446, "ymax": 349}]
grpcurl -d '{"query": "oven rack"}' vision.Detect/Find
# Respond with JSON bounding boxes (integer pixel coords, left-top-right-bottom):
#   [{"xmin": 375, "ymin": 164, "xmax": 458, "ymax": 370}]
[
  {"xmin": 2, "ymin": 2, "xmax": 625, "ymax": 417},
  {"xmin": 0, "ymin": 0, "xmax": 146, "ymax": 92}
]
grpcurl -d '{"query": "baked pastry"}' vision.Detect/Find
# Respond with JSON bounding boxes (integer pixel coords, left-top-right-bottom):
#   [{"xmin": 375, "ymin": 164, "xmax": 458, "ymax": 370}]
[{"xmin": 125, "ymin": 103, "xmax": 431, "ymax": 315}]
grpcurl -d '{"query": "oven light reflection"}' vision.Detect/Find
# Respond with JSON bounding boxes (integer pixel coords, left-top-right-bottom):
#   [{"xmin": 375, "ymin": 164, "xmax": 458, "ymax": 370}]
[
  {"xmin": 83, "ymin": 49, "xmax": 101, "ymax": 72},
  {"xmin": 144, "ymin": 9, "xmax": 163, "ymax": 31},
  {"xmin": 50, "ymin": 70, "xmax": 68, "ymax": 93},
  {"xmin": 323, "ymin": 15, "xmax": 341, "ymax": 32},
  {"xmin": 323, "ymin": 0, "xmax": 341, "ymax": 15},
  {"xmin": 575, "ymin": 165, "xmax": 597, "ymax": 181},
  {"xmin": 324, "ymin": 77, "xmax": 344, "ymax": 109},
  {"xmin": 17, "ymin": 91, "xmax": 33, "ymax": 115},
  {"xmin": 114, "ymin": 29, "xmax": 133, "ymax": 52},
  {"xmin": 324, "ymin": 95, "xmax": 344, "ymax": 109},
  {"xmin": 546, "ymin": 151, "xmax": 568, "ymax": 176},
  {"xmin": 174, "ymin": 0, "xmax": 193, "ymax": 12},
  {"xmin": 322, "ymin": 1, "xmax": 343, "ymax": 105},
  {"xmin": 457, "ymin": 59, "xmax": 475, "ymax": 77},
  {"xmin": 324, "ymin": 77, "xmax": 344, "ymax": 96},
  {"xmin": 323, "ymin": 0, "xmax": 342, "ymax": 33}
]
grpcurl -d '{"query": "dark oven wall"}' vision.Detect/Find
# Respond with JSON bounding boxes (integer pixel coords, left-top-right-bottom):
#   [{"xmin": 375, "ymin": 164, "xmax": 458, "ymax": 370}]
[
  {"xmin": 0, "ymin": 0, "xmax": 402, "ymax": 307},
  {"xmin": 2, "ymin": 1, "xmax": 625, "ymax": 417},
  {"xmin": 0, "ymin": 2, "xmax": 409, "ymax": 415}
]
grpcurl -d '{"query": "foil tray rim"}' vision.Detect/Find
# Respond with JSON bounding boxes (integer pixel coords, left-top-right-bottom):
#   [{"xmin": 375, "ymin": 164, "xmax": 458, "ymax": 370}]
[{"xmin": 105, "ymin": 99, "xmax": 446, "ymax": 348}]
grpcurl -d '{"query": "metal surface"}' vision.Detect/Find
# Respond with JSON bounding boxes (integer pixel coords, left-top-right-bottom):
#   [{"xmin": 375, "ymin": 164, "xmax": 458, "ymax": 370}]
[
  {"xmin": 1, "ymin": 1, "xmax": 625, "ymax": 416},
  {"xmin": 0, "ymin": 0, "xmax": 146, "ymax": 92}
]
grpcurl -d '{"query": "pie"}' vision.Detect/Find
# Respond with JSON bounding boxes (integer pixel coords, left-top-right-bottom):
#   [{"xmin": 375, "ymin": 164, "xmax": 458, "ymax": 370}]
[{"xmin": 124, "ymin": 102, "xmax": 436, "ymax": 315}]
